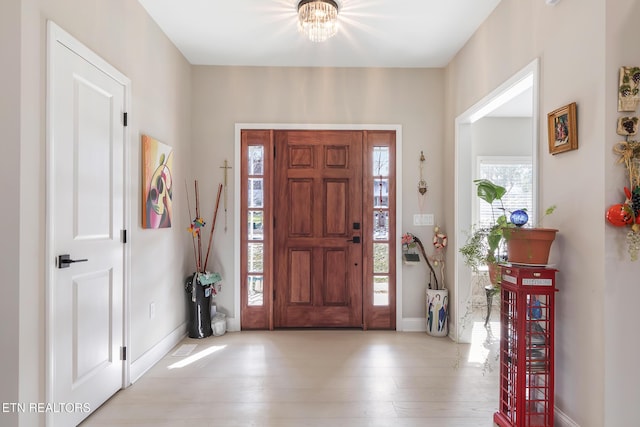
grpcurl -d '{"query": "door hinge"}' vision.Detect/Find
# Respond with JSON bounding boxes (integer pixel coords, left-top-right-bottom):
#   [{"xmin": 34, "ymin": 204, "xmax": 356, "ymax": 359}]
[
  {"xmin": 121, "ymin": 229, "xmax": 127, "ymax": 243},
  {"xmin": 273, "ymin": 145, "xmax": 276, "ymax": 158},
  {"xmin": 121, "ymin": 346, "xmax": 127, "ymax": 361},
  {"xmin": 273, "ymin": 289, "xmax": 276, "ymax": 301},
  {"xmin": 123, "ymin": 112, "xmax": 128, "ymax": 127},
  {"xmin": 273, "ymin": 218, "xmax": 276, "ymax": 228}
]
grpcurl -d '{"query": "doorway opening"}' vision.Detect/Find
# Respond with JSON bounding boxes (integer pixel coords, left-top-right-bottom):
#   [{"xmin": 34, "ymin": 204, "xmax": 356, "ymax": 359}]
[
  {"xmin": 454, "ymin": 59, "xmax": 539, "ymax": 343},
  {"xmin": 237, "ymin": 126, "xmax": 400, "ymax": 330}
]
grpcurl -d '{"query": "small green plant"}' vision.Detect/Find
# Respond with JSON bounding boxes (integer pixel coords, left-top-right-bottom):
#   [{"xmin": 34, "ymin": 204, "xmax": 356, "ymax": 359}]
[
  {"xmin": 460, "ymin": 179, "xmax": 512, "ymax": 273},
  {"xmin": 461, "ymin": 179, "xmax": 557, "ymax": 274},
  {"xmin": 538, "ymin": 205, "xmax": 557, "ymax": 227},
  {"xmin": 459, "ymin": 225, "xmax": 498, "ymax": 273}
]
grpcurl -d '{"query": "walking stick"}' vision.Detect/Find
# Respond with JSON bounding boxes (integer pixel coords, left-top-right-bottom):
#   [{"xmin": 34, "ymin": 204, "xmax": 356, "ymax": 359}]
[
  {"xmin": 204, "ymin": 184, "xmax": 223, "ymax": 271},
  {"xmin": 185, "ymin": 180, "xmax": 200, "ymax": 273},
  {"xmin": 195, "ymin": 181, "xmax": 203, "ymax": 271}
]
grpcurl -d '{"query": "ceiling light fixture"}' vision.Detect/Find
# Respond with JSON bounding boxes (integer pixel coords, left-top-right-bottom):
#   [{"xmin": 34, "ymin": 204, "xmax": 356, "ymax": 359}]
[{"xmin": 297, "ymin": 0, "xmax": 339, "ymax": 43}]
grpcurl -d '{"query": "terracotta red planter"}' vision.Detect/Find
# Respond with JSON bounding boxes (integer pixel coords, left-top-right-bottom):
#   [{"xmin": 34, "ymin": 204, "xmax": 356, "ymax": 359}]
[{"xmin": 505, "ymin": 228, "xmax": 558, "ymax": 265}]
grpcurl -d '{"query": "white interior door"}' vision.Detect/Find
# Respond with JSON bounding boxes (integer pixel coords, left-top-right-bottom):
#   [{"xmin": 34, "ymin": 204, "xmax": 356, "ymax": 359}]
[{"xmin": 47, "ymin": 22, "xmax": 129, "ymax": 426}]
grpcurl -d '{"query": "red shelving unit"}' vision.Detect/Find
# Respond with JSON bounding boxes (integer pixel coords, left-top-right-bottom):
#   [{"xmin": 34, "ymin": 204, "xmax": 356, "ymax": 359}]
[{"xmin": 494, "ymin": 265, "xmax": 557, "ymax": 427}]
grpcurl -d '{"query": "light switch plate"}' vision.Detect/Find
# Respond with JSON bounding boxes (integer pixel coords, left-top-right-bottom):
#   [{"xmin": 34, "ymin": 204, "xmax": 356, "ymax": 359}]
[
  {"xmin": 413, "ymin": 214, "xmax": 434, "ymax": 226},
  {"xmin": 422, "ymin": 214, "xmax": 434, "ymax": 226}
]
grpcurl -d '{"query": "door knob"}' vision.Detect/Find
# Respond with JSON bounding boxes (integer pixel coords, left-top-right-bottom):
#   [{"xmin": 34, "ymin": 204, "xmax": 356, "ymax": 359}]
[
  {"xmin": 347, "ymin": 236, "xmax": 361, "ymax": 244},
  {"xmin": 57, "ymin": 254, "xmax": 89, "ymax": 269}
]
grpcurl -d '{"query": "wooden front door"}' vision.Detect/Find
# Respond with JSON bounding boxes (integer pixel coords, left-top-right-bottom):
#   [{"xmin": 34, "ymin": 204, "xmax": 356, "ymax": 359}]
[{"xmin": 274, "ymin": 130, "xmax": 363, "ymax": 327}]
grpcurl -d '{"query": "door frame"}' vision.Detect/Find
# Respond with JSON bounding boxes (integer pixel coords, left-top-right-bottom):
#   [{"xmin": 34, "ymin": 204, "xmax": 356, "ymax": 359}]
[
  {"xmin": 233, "ymin": 123, "xmax": 403, "ymax": 331},
  {"xmin": 453, "ymin": 59, "xmax": 539, "ymax": 343},
  {"xmin": 45, "ymin": 20, "xmax": 132, "ymax": 414}
]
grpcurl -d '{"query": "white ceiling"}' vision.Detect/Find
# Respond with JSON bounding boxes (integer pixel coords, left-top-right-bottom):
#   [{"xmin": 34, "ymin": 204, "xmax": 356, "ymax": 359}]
[{"xmin": 137, "ymin": 0, "xmax": 502, "ymax": 68}]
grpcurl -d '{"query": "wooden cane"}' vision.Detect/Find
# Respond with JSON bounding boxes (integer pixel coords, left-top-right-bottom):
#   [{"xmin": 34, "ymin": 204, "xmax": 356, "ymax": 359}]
[
  {"xmin": 185, "ymin": 180, "xmax": 200, "ymax": 273},
  {"xmin": 413, "ymin": 235, "xmax": 440, "ymax": 290},
  {"xmin": 195, "ymin": 180, "xmax": 203, "ymax": 272},
  {"xmin": 204, "ymin": 183, "xmax": 223, "ymax": 271}
]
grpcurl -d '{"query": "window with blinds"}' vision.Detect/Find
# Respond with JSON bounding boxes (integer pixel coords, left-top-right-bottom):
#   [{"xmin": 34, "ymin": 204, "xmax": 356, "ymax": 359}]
[{"xmin": 477, "ymin": 157, "xmax": 534, "ymax": 228}]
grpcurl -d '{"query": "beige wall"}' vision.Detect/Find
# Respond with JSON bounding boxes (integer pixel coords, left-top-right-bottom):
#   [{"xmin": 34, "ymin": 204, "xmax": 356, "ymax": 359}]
[
  {"xmin": 13, "ymin": 1, "xmax": 193, "ymax": 425},
  {"xmin": 1, "ymin": 1, "xmax": 21, "ymax": 425},
  {"xmin": 191, "ymin": 66, "xmax": 446, "ymax": 320},
  {"xmin": 446, "ymin": 0, "xmax": 607, "ymax": 425},
  {"xmin": 604, "ymin": 1, "xmax": 640, "ymax": 425},
  {"xmin": 471, "ymin": 117, "xmax": 533, "ymax": 158}
]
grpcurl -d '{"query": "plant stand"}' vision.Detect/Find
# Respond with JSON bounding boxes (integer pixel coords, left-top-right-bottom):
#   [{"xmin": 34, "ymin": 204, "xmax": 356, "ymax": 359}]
[{"xmin": 494, "ymin": 266, "xmax": 557, "ymax": 427}]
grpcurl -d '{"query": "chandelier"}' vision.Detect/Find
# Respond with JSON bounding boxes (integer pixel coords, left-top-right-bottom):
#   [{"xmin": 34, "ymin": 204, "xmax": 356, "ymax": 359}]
[{"xmin": 297, "ymin": 0, "xmax": 339, "ymax": 43}]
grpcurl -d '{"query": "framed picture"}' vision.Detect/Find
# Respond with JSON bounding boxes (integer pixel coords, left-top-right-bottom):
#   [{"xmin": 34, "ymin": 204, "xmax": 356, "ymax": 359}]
[
  {"xmin": 142, "ymin": 135, "xmax": 174, "ymax": 228},
  {"xmin": 547, "ymin": 102, "xmax": 578, "ymax": 155}
]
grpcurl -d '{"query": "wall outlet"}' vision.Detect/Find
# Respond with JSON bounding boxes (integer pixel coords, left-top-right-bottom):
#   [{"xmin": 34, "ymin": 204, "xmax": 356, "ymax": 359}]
[{"xmin": 149, "ymin": 302, "xmax": 156, "ymax": 319}]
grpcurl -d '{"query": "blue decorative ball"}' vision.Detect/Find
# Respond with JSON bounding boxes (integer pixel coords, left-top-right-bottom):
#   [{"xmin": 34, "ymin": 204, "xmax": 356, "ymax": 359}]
[{"xmin": 510, "ymin": 210, "xmax": 529, "ymax": 227}]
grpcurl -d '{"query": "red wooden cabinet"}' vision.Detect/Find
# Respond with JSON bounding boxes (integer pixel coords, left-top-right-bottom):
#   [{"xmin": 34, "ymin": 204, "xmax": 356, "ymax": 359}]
[{"xmin": 494, "ymin": 266, "xmax": 557, "ymax": 427}]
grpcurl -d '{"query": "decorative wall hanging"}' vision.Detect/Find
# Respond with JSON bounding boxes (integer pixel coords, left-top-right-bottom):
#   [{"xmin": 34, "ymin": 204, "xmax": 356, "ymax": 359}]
[
  {"xmin": 547, "ymin": 102, "xmax": 578, "ymax": 155},
  {"xmin": 418, "ymin": 151, "xmax": 428, "ymax": 195},
  {"xmin": 220, "ymin": 159, "xmax": 232, "ymax": 232},
  {"xmin": 609, "ymin": 141, "xmax": 640, "ymax": 260},
  {"xmin": 617, "ymin": 116, "xmax": 639, "ymax": 136},
  {"xmin": 609, "ymin": 66, "xmax": 640, "ymax": 260},
  {"xmin": 618, "ymin": 66, "xmax": 640, "ymax": 112},
  {"xmin": 142, "ymin": 135, "xmax": 174, "ymax": 228}
]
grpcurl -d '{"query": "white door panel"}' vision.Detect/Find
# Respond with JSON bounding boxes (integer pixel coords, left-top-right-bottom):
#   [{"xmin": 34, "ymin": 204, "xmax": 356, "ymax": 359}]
[
  {"xmin": 74, "ymin": 76, "xmax": 114, "ymax": 240},
  {"xmin": 47, "ymin": 22, "xmax": 128, "ymax": 427}
]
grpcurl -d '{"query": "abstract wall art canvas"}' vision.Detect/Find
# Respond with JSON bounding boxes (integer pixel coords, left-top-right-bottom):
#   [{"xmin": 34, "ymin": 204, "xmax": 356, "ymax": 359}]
[{"xmin": 142, "ymin": 134, "xmax": 173, "ymax": 228}]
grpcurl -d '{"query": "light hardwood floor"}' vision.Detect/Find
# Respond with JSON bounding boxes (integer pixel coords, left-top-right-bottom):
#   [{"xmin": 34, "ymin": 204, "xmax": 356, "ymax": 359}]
[{"xmin": 82, "ymin": 316, "xmax": 500, "ymax": 427}]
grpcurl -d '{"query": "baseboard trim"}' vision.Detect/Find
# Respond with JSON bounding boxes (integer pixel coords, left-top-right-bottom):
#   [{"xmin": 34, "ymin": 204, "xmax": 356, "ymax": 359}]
[
  {"xmin": 129, "ymin": 322, "xmax": 186, "ymax": 384},
  {"xmin": 402, "ymin": 317, "xmax": 426, "ymax": 332},
  {"xmin": 555, "ymin": 407, "xmax": 580, "ymax": 427},
  {"xmin": 224, "ymin": 317, "xmax": 443, "ymax": 334}
]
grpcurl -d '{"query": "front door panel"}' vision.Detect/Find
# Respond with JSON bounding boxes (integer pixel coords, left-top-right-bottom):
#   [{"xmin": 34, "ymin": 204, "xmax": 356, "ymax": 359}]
[{"xmin": 274, "ymin": 131, "xmax": 363, "ymax": 327}]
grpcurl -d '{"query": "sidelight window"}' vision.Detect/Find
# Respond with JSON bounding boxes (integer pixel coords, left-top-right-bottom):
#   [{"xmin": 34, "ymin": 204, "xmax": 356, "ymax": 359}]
[
  {"xmin": 247, "ymin": 146, "xmax": 265, "ymax": 307},
  {"xmin": 372, "ymin": 147, "xmax": 390, "ymax": 306}
]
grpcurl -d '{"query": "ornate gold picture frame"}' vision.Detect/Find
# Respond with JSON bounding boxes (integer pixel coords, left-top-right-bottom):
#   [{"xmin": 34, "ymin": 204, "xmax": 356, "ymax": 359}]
[{"xmin": 547, "ymin": 102, "xmax": 578, "ymax": 155}]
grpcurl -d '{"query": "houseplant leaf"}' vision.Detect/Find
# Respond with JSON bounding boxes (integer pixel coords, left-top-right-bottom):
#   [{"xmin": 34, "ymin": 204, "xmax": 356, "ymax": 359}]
[{"xmin": 474, "ymin": 179, "xmax": 507, "ymax": 205}]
